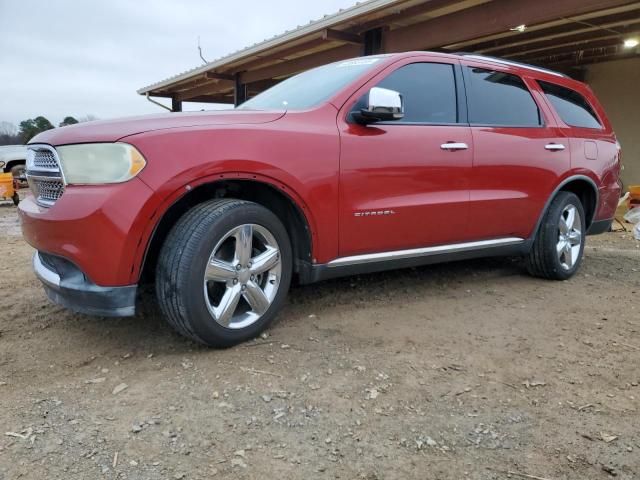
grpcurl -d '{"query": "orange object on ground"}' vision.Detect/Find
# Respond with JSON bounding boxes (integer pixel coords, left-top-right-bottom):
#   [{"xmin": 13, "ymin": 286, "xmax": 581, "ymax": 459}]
[{"xmin": 0, "ymin": 172, "xmax": 19, "ymax": 205}]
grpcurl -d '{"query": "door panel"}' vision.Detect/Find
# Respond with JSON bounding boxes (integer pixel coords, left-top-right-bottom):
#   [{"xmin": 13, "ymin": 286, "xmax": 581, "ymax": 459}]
[
  {"xmin": 337, "ymin": 59, "xmax": 472, "ymax": 257},
  {"xmin": 468, "ymin": 126, "xmax": 570, "ymax": 240},
  {"xmin": 462, "ymin": 64, "xmax": 571, "ymax": 240},
  {"xmin": 339, "ymin": 124, "xmax": 472, "ymax": 256}
]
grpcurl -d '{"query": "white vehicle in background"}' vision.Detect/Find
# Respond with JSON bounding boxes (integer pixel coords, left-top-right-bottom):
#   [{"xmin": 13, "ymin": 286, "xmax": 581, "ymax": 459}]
[{"xmin": 0, "ymin": 145, "xmax": 28, "ymax": 186}]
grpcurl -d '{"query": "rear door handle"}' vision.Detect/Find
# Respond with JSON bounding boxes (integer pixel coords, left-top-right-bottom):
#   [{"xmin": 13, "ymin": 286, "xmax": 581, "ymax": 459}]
[
  {"xmin": 440, "ymin": 142, "xmax": 469, "ymax": 151},
  {"xmin": 545, "ymin": 143, "xmax": 566, "ymax": 151}
]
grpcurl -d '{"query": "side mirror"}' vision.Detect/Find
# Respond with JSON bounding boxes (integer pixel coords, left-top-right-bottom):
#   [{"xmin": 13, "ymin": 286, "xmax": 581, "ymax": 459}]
[{"xmin": 354, "ymin": 87, "xmax": 404, "ymax": 124}]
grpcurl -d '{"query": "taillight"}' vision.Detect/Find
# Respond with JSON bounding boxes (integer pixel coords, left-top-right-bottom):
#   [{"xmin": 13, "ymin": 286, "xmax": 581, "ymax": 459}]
[
  {"xmin": 616, "ymin": 140, "xmax": 622, "ymax": 163},
  {"xmin": 615, "ymin": 140, "xmax": 623, "ymax": 177}
]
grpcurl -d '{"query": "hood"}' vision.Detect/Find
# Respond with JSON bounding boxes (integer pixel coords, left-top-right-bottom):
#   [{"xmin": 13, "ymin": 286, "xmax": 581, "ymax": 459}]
[
  {"xmin": 0, "ymin": 145, "xmax": 28, "ymax": 160},
  {"xmin": 31, "ymin": 109, "xmax": 286, "ymax": 146}
]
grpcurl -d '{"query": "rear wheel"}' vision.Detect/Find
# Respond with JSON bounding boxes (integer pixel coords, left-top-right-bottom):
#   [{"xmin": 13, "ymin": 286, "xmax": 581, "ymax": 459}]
[
  {"xmin": 526, "ymin": 191, "xmax": 585, "ymax": 280},
  {"xmin": 156, "ymin": 199, "xmax": 292, "ymax": 347}
]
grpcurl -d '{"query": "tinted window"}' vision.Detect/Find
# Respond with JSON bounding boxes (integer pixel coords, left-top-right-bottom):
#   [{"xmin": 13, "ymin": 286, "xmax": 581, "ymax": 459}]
[
  {"xmin": 538, "ymin": 81, "xmax": 601, "ymax": 129},
  {"xmin": 374, "ymin": 63, "xmax": 458, "ymax": 123},
  {"xmin": 465, "ymin": 68, "xmax": 541, "ymax": 126}
]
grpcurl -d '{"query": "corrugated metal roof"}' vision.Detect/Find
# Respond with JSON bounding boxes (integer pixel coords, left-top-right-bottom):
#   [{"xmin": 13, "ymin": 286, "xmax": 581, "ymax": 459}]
[{"xmin": 137, "ymin": 0, "xmax": 405, "ymax": 95}]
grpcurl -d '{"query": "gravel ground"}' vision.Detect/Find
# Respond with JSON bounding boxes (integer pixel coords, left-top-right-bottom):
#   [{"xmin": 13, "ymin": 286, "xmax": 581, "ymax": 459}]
[{"xmin": 0, "ymin": 201, "xmax": 639, "ymax": 480}]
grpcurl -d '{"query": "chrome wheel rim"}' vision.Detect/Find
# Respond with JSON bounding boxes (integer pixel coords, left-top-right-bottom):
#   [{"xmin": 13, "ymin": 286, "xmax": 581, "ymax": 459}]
[
  {"xmin": 556, "ymin": 204, "xmax": 582, "ymax": 271},
  {"xmin": 203, "ymin": 224, "xmax": 281, "ymax": 329}
]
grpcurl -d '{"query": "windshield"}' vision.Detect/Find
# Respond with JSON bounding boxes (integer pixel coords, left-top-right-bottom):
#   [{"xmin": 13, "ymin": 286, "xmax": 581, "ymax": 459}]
[{"xmin": 237, "ymin": 57, "xmax": 382, "ymax": 111}]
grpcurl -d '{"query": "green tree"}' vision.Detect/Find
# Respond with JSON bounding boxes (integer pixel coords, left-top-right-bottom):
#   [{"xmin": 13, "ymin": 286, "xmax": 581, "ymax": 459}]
[
  {"xmin": 0, "ymin": 121, "xmax": 20, "ymax": 145},
  {"xmin": 59, "ymin": 116, "xmax": 79, "ymax": 127},
  {"xmin": 18, "ymin": 116, "xmax": 54, "ymax": 143}
]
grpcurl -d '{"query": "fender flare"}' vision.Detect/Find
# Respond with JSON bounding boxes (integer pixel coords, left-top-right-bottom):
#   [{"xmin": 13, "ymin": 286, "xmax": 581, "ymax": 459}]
[
  {"xmin": 131, "ymin": 171, "xmax": 318, "ymax": 284},
  {"xmin": 530, "ymin": 174, "xmax": 599, "ymax": 241}
]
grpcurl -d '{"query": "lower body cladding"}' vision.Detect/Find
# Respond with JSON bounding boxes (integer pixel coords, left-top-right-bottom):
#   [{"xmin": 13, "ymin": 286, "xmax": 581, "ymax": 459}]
[
  {"xmin": 298, "ymin": 236, "xmax": 532, "ymax": 284},
  {"xmin": 33, "ymin": 252, "xmax": 136, "ymax": 317},
  {"xmin": 31, "ymin": 217, "xmax": 614, "ymax": 317}
]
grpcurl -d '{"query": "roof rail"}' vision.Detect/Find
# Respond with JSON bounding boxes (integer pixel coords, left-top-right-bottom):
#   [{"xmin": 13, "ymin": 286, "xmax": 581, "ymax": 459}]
[{"xmin": 457, "ymin": 53, "xmax": 567, "ymax": 78}]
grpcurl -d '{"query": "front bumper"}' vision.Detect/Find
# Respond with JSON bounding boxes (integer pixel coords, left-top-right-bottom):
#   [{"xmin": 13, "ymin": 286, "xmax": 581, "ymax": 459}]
[
  {"xmin": 34, "ymin": 251, "xmax": 137, "ymax": 317},
  {"xmin": 18, "ymin": 177, "xmax": 155, "ymax": 286}
]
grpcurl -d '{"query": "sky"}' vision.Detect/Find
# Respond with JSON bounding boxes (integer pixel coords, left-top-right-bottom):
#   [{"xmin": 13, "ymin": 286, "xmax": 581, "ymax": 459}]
[{"xmin": 0, "ymin": 0, "xmax": 357, "ymax": 128}]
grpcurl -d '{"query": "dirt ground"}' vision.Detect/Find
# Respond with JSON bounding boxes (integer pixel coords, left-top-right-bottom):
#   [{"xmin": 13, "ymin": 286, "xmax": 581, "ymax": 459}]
[{"xmin": 0, "ymin": 200, "xmax": 639, "ymax": 480}]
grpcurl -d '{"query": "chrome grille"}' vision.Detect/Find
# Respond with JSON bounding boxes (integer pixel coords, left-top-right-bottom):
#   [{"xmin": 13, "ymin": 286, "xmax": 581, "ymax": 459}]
[
  {"xmin": 32, "ymin": 150, "xmax": 59, "ymax": 170},
  {"xmin": 26, "ymin": 145, "xmax": 65, "ymax": 207},
  {"xmin": 30, "ymin": 178, "xmax": 65, "ymax": 204}
]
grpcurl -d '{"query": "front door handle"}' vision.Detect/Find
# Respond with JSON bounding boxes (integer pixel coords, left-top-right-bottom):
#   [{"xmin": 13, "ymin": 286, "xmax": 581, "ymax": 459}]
[
  {"xmin": 545, "ymin": 143, "xmax": 566, "ymax": 151},
  {"xmin": 441, "ymin": 142, "xmax": 469, "ymax": 151}
]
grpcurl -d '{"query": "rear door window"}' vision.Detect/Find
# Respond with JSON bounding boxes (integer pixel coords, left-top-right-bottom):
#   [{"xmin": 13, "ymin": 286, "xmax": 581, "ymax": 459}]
[
  {"xmin": 464, "ymin": 67, "xmax": 542, "ymax": 127},
  {"xmin": 538, "ymin": 81, "xmax": 602, "ymax": 129}
]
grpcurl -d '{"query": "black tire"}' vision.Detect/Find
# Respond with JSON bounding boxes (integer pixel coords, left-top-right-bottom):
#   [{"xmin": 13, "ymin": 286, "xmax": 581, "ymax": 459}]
[
  {"xmin": 10, "ymin": 164, "xmax": 27, "ymax": 188},
  {"xmin": 12, "ymin": 192, "xmax": 19, "ymax": 206},
  {"xmin": 155, "ymin": 199, "xmax": 292, "ymax": 347},
  {"xmin": 526, "ymin": 191, "xmax": 586, "ymax": 280}
]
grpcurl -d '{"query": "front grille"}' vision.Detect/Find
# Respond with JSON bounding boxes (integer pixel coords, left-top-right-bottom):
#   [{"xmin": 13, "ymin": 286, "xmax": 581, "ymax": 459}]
[
  {"xmin": 32, "ymin": 150, "xmax": 60, "ymax": 170},
  {"xmin": 30, "ymin": 178, "xmax": 65, "ymax": 204},
  {"xmin": 26, "ymin": 146, "xmax": 65, "ymax": 207}
]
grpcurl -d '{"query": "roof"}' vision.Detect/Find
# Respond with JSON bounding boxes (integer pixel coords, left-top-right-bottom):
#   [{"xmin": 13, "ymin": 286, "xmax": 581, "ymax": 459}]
[
  {"xmin": 138, "ymin": 0, "xmax": 640, "ymax": 104},
  {"xmin": 137, "ymin": 0, "xmax": 406, "ymax": 95}
]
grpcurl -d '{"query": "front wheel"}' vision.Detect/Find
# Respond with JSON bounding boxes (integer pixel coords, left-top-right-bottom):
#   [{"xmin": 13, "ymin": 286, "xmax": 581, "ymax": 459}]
[
  {"xmin": 526, "ymin": 191, "xmax": 586, "ymax": 280},
  {"xmin": 156, "ymin": 199, "xmax": 292, "ymax": 347}
]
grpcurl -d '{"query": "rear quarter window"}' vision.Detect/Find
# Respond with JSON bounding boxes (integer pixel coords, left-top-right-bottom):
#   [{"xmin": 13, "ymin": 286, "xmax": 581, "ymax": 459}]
[{"xmin": 538, "ymin": 81, "xmax": 602, "ymax": 129}]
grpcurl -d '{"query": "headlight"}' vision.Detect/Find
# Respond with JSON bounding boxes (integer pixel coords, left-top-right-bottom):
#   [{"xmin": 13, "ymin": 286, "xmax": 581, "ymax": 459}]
[{"xmin": 56, "ymin": 143, "xmax": 146, "ymax": 185}]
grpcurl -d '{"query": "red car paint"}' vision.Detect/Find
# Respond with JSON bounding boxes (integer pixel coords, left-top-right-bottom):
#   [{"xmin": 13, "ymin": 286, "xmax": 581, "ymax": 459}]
[{"xmin": 19, "ymin": 52, "xmax": 621, "ymax": 288}]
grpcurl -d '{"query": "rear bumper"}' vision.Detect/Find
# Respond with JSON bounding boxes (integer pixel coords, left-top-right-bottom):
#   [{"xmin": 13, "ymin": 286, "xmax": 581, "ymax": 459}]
[
  {"xmin": 587, "ymin": 217, "xmax": 613, "ymax": 236},
  {"xmin": 34, "ymin": 252, "xmax": 136, "ymax": 317}
]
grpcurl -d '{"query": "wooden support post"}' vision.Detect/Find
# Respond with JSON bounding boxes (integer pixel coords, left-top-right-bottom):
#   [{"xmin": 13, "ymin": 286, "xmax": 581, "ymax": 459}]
[
  {"xmin": 234, "ymin": 73, "xmax": 247, "ymax": 106},
  {"xmin": 364, "ymin": 27, "xmax": 383, "ymax": 55},
  {"xmin": 171, "ymin": 96, "xmax": 182, "ymax": 112}
]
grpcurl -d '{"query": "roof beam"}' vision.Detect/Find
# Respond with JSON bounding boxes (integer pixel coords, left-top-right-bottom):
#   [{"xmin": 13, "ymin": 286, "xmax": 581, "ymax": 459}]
[
  {"xmin": 517, "ymin": 37, "xmax": 631, "ymax": 62},
  {"xmin": 497, "ymin": 23, "xmax": 640, "ymax": 58},
  {"xmin": 177, "ymin": 81, "xmax": 233, "ymax": 101},
  {"xmin": 384, "ymin": 0, "xmax": 639, "ymax": 52},
  {"xmin": 542, "ymin": 49, "xmax": 638, "ymax": 67},
  {"xmin": 240, "ymin": 43, "xmax": 362, "ymax": 84},
  {"xmin": 185, "ymin": 95, "xmax": 235, "ymax": 104},
  {"xmin": 468, "ymin": 8, "xmax": 640, "ymax": 54},
  {"xmin": 205, "ymin": 72, "xmax": 236, "ymax": 81},
  {"xmin": 353, "ymin": 0, "xmax": 489, "ymax": 33},
  {"xmin": 444, "ymin": 3, "xmax": 640, "ymax": 51},
  {"xmin": 233, "ymin": 38, "xmax": 329, "ymax": 72},
  {"xmin": 322, "ymin": 28, "xmax": 363, "ymax": 45}
]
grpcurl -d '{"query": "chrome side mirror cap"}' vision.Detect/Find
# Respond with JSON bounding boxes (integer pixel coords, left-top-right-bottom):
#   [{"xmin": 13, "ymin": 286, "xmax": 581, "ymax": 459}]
[{"xmin": 355, "ymin": 87, "xmax": 404, "ymax": 124}]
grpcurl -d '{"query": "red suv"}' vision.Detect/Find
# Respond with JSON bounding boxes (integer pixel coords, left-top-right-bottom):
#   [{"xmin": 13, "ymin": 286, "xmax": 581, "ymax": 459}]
[{"xmin": 19, "ymin": 52, "xmax": 621, "ymax": 347}]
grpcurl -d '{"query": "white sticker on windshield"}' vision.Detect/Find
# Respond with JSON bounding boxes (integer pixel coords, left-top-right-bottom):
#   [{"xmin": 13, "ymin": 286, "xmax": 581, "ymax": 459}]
[{"xmin": 337, "ymin": 58, "xmax": 380, "ymax": 68}]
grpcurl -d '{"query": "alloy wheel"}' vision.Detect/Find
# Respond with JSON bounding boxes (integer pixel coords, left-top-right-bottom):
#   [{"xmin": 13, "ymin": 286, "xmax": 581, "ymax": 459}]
[
  {"xmin": 203, "ymin": 224, "xmax": 281, "ymax": 329},
  {"xmin": 556, "ymin": 204, "xmax": 582, "ymax": 270}
]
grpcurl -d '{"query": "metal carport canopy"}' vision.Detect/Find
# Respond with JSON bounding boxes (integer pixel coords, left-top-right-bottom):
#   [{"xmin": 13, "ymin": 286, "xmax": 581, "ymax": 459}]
[{"xmin": 137, "ymin": 0, "xmax": 640, "ymax": 110}]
